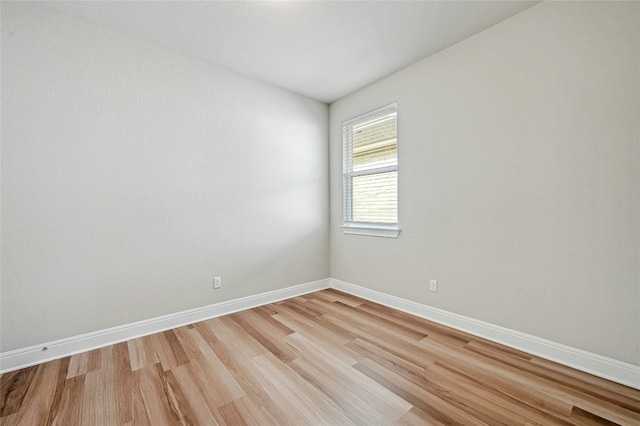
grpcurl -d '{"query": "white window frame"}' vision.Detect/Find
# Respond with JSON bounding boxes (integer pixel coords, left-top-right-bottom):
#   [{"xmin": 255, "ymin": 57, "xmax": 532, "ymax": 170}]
[{"xmin": 342, "ymin": 103, "xmax": 400, "ymax": 238}]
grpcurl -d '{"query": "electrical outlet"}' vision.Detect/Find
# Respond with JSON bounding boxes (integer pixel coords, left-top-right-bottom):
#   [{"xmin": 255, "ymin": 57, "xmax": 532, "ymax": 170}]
[
  {"xmin": 429, "ymin": 279, "xmax": 438, "ymax": 292},
  {"xmin": 214, "ymin": 277, "xmax": 222, "ymax": 289}
]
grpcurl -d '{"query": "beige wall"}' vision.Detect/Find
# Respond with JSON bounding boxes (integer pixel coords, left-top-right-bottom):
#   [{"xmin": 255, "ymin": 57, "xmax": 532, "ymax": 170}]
[
  {"xmin": 1, "ymin": 3, "xmax": 329, "ymax": 352},
  {"xmin": 2, "ymin": 1, "xmax": 638, "ymax": 367},
  {"xmin": 330, "ymin": 1, "xmax": 639, "ymax": 365}
]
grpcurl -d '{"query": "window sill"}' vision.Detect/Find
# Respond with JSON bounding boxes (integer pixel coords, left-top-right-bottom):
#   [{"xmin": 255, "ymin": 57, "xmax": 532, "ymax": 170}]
[{"xmin": 342, "ymin": 223, "xmax": 400, "ymax": 238}]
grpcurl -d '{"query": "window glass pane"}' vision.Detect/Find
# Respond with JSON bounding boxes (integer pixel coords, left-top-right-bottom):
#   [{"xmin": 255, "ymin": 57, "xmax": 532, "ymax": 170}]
[
  {"xmin": 353, "ymin": 141, "xmax": 397, "ymax": 172},
  {"xmin": 351, "ymin": 171, "xmax": 397, "ymax": 223},
  {"xmin": 352, "ymin": 113, "xmax": 397, "ymax": 172},
  {"xmin": 343, "ymin": 103, "xmax": 398, "ymax": 228}
]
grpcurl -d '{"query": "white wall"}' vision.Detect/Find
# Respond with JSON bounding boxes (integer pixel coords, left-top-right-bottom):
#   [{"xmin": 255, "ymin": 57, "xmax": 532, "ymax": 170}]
[
  {"xmin": 330, "ymin": 1, "xmax": 639, "ymax": 365},
  {"xmin": 1, "ymin": 3, "xmax": 328, "ymax": 352}
]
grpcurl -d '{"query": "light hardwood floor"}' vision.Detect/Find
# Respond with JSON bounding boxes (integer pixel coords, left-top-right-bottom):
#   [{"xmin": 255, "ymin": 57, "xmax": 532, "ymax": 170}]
[{"xmin": 1, "ymin": 289, "xmax": 639, "ymax": 425}]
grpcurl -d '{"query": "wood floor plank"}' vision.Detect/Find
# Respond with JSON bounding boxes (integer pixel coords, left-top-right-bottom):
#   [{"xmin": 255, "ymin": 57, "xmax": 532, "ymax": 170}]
[
  {"xmin": 319, "ymin": 308, "xmax": 428, "ymax": 352},
  {"xmin": 168, "ymin": 363, "xmax": 223, "ymax": 425},
  {"xmin": 217, "ymin": 400, "xmax": 247, "ymax": 426},
  {"xmin": 186, "ymin": 331, "xmax": 245, "ymax": 407},
  {"xmin": 288, "ymin": 355, "xmax": 412, "ymax": 425},
  {"xmin": 49, "ymin": 375, "xmax": 85, "ymax": 426},
  {"xmin": 355, "ymin": 357, "xmax": 491, "ymax": 425},
  {"xmin": 81, "ymin": 365, "xmax": 118, "ymax": 425},
  {"xmin": 464, "ymin": 336, "xmax": 534, "ymax": 361},
  {"xmin": 466, "ymin": 340, "xmax": 640, "ymax": 417},
  {"xmin": 281, "ymin": 297, "xmax": 331, "ymax": 320},
  {"xmin": 0, "ymin": 413, "xmax": 18, "ymax": 426},
  {"xmin": 112, "ymin": 342, "xmax": 134, "ymax": 425},
  {"xmin": 322, "ymin": 312, "xmax": 440, "ymax": 368},
  {"xmin": 287, "ymin": 333, "xmax": 413, "ymax": 417},
  {"xmin": 569, "ymin": 406, "xmax": 620, "ymax": 426},
  {"xmin": 43, "ymin": 357, "xmax": 71, "ymax": 425},
  {"xmin": 87, "ymin": 348, "xmax": 102, "ymax": 373},
  {"xmin": 311, "ymin": 288, "xmax": 364, "ymax": 306},
  {"xmin": 0, "ymin": 365, "xmax": 38, "ymax": 417},
  {"xmin": 395, "ymin": 406, "xmax": 449, "ymax": 426},
  {"xmin": 426, "ymin": 362, "xmax": 576, "ymax": 426},
  {"xmin": 252, "ymin": 305, "xmax": 296, "ymax": 336},
  {"xmin": 193, "ymin": 336, "xmax": 290, "ymax": 425},
  {"xmin": 420, "ymin": 363, "xmax": 556, "ymax": 426},
  {"xmin": 348, "ymin": 336, "xmax": 436, "ymax": 371},
  {"xmin": 248, "ymin": 352, "xmax": 356, "ymax": 425},
  {"xmin": 135, "ymin": 364, "xmax": 182, "ymax": 425},
  {"xmin": 275, "ymin": 308, "xmax": 364, "ymax": 365},
  {"xmin": 418, "ymin": 336, "xmax": 578, "ymax": 418},
  {"xmin": 66, "ymin": 351, "xmax": 90, "ymax": 379},
  {"xmin": 229, "ymin": 312, "xmax": 300, "ymax": 363},
  {"xmin": 128, "ymin": 378, "xmax": 153, "ymax": 426},
  {"xmin": 349, "ymin": 338, "xmax": 529, "ymax": 425},
  {"xmin": 2, "ymin": 289, "xmax": 639, "ymax": 425},
  {"xmin": 211, "ymin": 315, "xmax": 268, "ymax": 359},
  {"xmin": 530, "ymin": 356, "xmax": 640, "ymax": 412},
  {"xmin": 543, "ymin": 381, "xmax": 640, "ymax": 425},
  {"xmin": 161, "ymin": 367, "xmax": 202, "ymax": 425},
  {"xmin": 236, "ymin": 308, "xmax": 295, "ymax": 339},
  {"xmin": 313, "ymin": 298, "xmax": 429, "ymax": 342},
  {"xmin": 357, "ymin": 298, "xmax": 474, "ymax": 346},
  {"xmin": 220, "ymin": 397, "xmax": 278, "ymax": 426},
  {"xmin": 133, "ymin": 334, "xmax": 161, "ymax": 370},
  {"xmin": 8, "ymin": 359, "xmax": 66, "ymax": 425},
  {"xmin": 126, "ymin": 337, "xmax": 150, "ymax": 371},
  {"xmin": 149, "ymin": 329, "xmax": 190, "ymax": 372},
  {"xmin": 235, "ymin": 354, "xmax": 322, "ymax": 426}
]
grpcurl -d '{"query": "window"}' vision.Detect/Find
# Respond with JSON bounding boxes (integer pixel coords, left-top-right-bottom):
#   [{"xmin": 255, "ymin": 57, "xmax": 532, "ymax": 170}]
[{"xmin": 342, "ymin": 104, "xmax": 399, "ymax": 238}]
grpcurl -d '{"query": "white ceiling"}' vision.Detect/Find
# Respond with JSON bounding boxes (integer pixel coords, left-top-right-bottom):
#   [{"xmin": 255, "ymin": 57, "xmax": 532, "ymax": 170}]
[{"xmin": 35, "ymin": 1, "xmax": 540, "ymax": 104}]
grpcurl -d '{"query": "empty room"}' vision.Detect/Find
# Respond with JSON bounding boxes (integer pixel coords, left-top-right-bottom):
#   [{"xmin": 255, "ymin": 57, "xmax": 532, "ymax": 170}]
[{"xmin": 1, "ymin": 1, "xmax": 639, "ymax": 424}]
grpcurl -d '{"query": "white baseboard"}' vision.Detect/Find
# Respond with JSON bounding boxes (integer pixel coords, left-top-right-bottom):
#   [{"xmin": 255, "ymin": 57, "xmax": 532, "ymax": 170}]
[
  {"xmin": 330, "ymin": 278, "xmax": 640, "ymax": 390},
  {"xmin": 3, "ymin": 277, "xmax": 638, "ymax": 390},
  {"xmin": 0, "ymin": 279, "xmax": 330, "ymax": 374}
]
